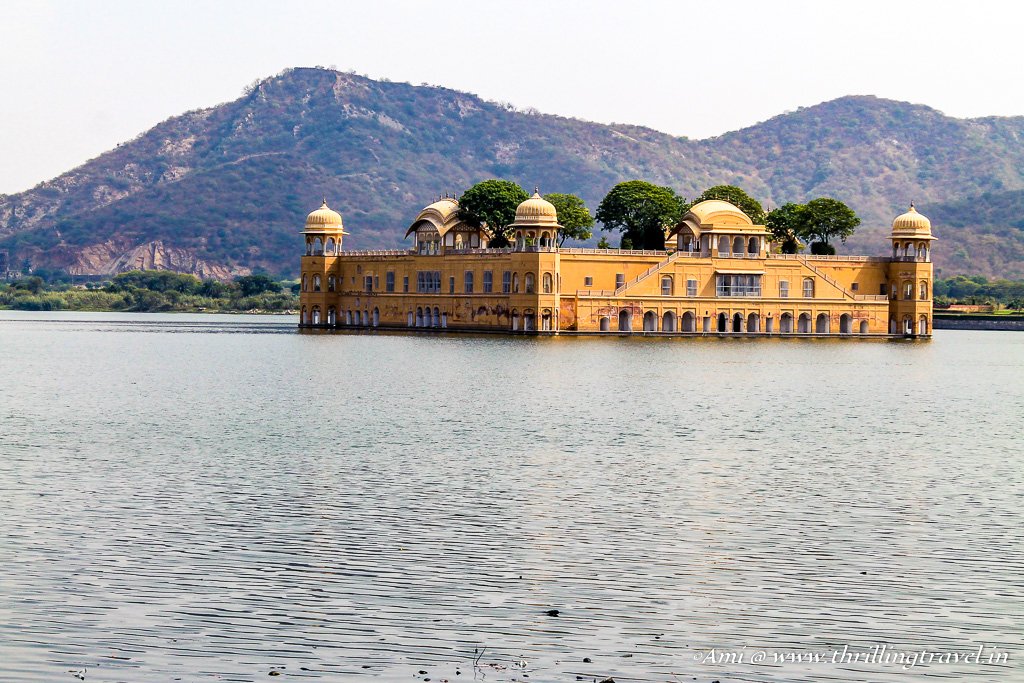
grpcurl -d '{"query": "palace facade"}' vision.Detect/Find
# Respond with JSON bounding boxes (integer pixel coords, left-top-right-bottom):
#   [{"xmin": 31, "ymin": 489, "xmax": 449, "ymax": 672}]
[{"xmin": 298, "ymin": 192, "xmax": 935, "ymax": 337}]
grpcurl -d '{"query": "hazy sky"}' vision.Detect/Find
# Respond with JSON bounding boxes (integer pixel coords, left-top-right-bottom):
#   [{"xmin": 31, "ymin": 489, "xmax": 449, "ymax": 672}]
[{"xmin": 3, "ymin": 0, "xmax": 1023, "ymax": 194}]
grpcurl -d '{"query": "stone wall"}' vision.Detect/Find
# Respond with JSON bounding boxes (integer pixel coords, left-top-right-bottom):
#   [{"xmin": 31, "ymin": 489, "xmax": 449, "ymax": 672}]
[{"xmin": 934, "ymin": 315, "xmax": 1024, "ymax": 331}]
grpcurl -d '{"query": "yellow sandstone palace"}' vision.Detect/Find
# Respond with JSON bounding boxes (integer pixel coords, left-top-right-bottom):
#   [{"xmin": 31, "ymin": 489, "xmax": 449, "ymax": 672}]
[{"xmin": 299, "ymin": 192, "xmax": 935, "ymax": 337}]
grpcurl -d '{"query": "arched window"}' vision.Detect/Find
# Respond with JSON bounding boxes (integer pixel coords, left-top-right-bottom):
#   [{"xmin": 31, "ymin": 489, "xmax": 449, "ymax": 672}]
[
  {"xmin": 780, "ymin": 312, "xmax": 793, "ymax": 333},
  {"xmin": 919, "ymin": 315, "xmax": 928, "ymax": 335},
  {"xmin": 718, "ymin": 236, "xmax": 730, "ymax": 255},
  {"xmin": 311, "ymin": 307, "xmax": 321, "ymax": 325},
  {"xmin": 747, "ymin": 312, "xmax": 759, "ymax": 332},
  {"xmin": 681, "ymin": 311, "xmax": 695, "ymax": 332},
  {"xmin": 662, "ymin": 310, "xmax": 677, "ymax": 332},
  {"xmin": 661, "ymin": 276, "xmax": 673, "ymax": 296},
  {"xmin": 643, "ymin": 311, "xmax": 657, "ymax": 331},
  {"xmin": 313, "ymin": 238, "xmax": 323, "ymax": 255},
  {"xmin": 732, "ymin": 312, "xmax": 743, "ymax": 332},
  {"xmin": 372, "ymin": 307, "xmax": 380, "ymax": 327},
  {"xmin": 859, "ymin": 320, "xmax": 869, "ymax": 334},
  {"xmin": 513, "ymin": 273, "xmax": 520, "ymax": 293},
  {"xmin": 733, "ymin": 236, "xmax": 744, "ymax": 256},
  {"xmin": 840, "ymin": 313, "xmax": 852, "ymax": 334},
  {"xmin": 313, "ymin": 274, "xmax": 322, "ymax": 292},
  {"xmin": 407, "ymin": 311, "xmax": 414, "ymax": 327},
  {"xmin": 802, "ymin": 278, "xmax": 815, "ymax": 298},
  {"xmin": 326, "ymin": 237, "xmax": 336, "ymax": 254},
  {"xmin": 416, "ymin": 307, "xmax": 423, "ymax": 327},
  {"xmin": 599, "ymin": 316, "xmax": 610, "ymax": 331},
  {"xmin": 327, "ymin": 275, "xmax": 336, "ymax": 292},
  {"xmin": 798, "ymin": 313, "xmax": 811, "ymax": 333},
  {"xmin": 301, "ymin": 274, "xmax": 308, "ymax": 292},
  {"xmin": 523, "ymin": 310, "xmax": 536, "ymax": 331},
  {"xmin": 717, "ymin": 312, "xmax": 727, "ymax": 332},
  {"xmin": 433, "ymin": 307, "xmax": 440, "ymax": 328},
  {"xmin": 919, "ymin": 280, "xmax": 928, "ymax": 300},
  {"xmin": 916, "ymin": 243, "xmax": 925, "ymax": 260},
  {"xmin": 327, "ymin": 307, "xmax": 336, "ymax": 326},
  {"xmin": 525, "ymin": 272, "xmax": 536, "ymax": 294},
  {"xmin": 904, "ymin": 281, "xmax": 914, "ymax": 300},
  {"xmin": 816, "ymin": 313, "xmax": 830, "ymax": 334},
  {"xmin": 542, "ymin": 272, "xmax": 553, "ymax": 294},
  {"xmin": 300, "ymin": 306, "xmax": 308, "ymax": 324},
  {"xmin": 748, "ymin": 237, "xmax": 759, "ymax": 254},
  {"xmin": 618, "ymin": 309, "xmax": 632, "ymax": 332},
  {"xmin": 305, "ymin": 240, "xmax": 312, "ymax": 256}
]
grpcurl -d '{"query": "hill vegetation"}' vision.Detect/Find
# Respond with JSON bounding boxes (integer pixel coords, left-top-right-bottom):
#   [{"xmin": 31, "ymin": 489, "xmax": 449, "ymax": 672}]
[{"xmin": 2, "ymin": 67, "xmax": 1023, "ymax": 278}]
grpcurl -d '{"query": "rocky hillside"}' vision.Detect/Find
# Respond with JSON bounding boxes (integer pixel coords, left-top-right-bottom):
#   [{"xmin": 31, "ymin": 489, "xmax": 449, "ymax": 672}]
[{"xmin": 2, "ymin": 67, "xmax": 1023, "ymax": 278}]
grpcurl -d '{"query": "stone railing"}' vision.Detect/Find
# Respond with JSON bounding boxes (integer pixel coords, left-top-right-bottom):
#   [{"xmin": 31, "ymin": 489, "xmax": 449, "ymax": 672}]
[
  {"xmin": 338, "ymin": 249, "xmax": 411, "ymax": 256},
  {"xmin": 768, "ymin": 254, "xmax": 888, "ymax": 262},
  {"xmin": 559, "ymin": 248, "xmax": 667, "ymax": 256}
]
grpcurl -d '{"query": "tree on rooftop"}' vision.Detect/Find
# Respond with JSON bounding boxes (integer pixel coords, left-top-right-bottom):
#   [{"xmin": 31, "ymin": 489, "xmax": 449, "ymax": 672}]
[
  {"xmin": 692, "ymin": 184, "xmax": 766, "ymax": 224},
  {"xmin": 766, "ymin": 202, "xmax": 807, "ymax": 254},
  {"xmin": 457, "ymin": 179, "xmax": 529, "ymax": 248},
  {"xmin": 595, "ymin": 180, "xmax": 688, "ymax": 251},
  {"xmin": 799, "ymin": 197, "xmax": 861, "ymax": 254},
  {"xmin": 543, "ymin": 193, "xmax": 594, "ymax": 246}
]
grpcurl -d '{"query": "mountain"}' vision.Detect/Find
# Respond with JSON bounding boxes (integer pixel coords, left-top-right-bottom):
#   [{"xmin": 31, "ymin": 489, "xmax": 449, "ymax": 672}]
[{"xmin": 2, "ymin": 67, "xmax": 1023, "ymax": 279}]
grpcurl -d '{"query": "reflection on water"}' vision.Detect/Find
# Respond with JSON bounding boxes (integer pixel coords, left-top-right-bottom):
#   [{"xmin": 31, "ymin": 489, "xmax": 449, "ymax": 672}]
[{"xmin": 0, "ymin": 311, "xmax": 1021, "ymax": 682}]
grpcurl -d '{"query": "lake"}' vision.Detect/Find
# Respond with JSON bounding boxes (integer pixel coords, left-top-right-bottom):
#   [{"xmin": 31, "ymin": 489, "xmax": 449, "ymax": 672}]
[{"xmin": 1, "ymin": 311, "xmax": 1021, "ymax": 682}]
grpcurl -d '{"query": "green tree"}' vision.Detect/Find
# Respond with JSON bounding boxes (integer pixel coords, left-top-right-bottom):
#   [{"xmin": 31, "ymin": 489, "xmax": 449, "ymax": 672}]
[
  {"xmin": 692, "ymin": 184, "xmax": 765, "ymax": 224},
  {"xmin": 11, "ymin": 276, "xmax": 44, "ymax": 294},
  {"xmin": 765, "ymin": 203, "xmax": 807, "ymax": 254},
  {"xmin": 543, "ymin": 193, "xmax": 594, "ymax": 246},
  {"xmin": 596, "ymin": 236, "xmax": 612, "ymax": 249},
  {"xmin": 595, "ymin": 180, "xmax": 687, "ymax": 251},
  {"xmin": 235, "ymin": 274, "xmax": 282, "ymax": 297},
  {"xmin": 457, "ymin": 179, "xmax": 529, "ymax": 248},
  {"xmin": 109, "ymin": 270, "xmax": 202, "ymax": 294},
  {"xmin": 799, "ymin": 198, "xmax": 860, "ymax": 251}
]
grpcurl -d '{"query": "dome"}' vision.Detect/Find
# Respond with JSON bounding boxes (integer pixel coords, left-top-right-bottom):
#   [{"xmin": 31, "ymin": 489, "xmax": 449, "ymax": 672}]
[
  {"xmin": 684, "ymin": 200, "xmax": 754, "ymax": 227},
  {"xmin": 510, "ymin": 191, "xmax": 560, "ymax": 228},
  {"xmin": 891, "ymin": 203, "xmax": 932, "ymax": 236},
  {"xmin": 305, "ymin": 200, "xmax": 344, "ymax": 230},
  {"xmin": 404, "ymin": 196, "xmax": 465, "ymax": 238},
  {"xmin": 420, "ymin": 197, "xmax": 459, "ymax": 222}
]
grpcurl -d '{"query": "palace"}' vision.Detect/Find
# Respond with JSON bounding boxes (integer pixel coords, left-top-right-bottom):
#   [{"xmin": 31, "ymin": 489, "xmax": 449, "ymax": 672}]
[{"xmin": 298, "ymin": 192, "xmax": 935, "ymax": 337}]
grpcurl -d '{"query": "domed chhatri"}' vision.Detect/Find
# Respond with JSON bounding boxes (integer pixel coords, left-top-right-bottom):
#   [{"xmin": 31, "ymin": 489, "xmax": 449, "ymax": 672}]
[
  {"xmin": 302, "ymin": 200, "xmax": 347, "ymax": 258},
  {"xmin": 509, "ymin": 190, "xmax": 561, "ymax": 250},
  {"xmin": 891, "ymin": 203, "xmax": 933, "ymax": 237},
  {"xmin": 305, "ymin": 200, "xmax": 344, "ymax": 230},
  {"xmin": 405, "ymin": 196, "xmax": 491, "ymax": 254},
  {"xmin": 511, "ymin": 191, "xmax": 561, "ymax": 228}
]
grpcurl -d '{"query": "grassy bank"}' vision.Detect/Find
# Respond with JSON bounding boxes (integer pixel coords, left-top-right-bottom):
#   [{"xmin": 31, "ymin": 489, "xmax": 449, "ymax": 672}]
[{"xmin": 0, "ymin": 271, "xmax": 298, "ymax": 313}]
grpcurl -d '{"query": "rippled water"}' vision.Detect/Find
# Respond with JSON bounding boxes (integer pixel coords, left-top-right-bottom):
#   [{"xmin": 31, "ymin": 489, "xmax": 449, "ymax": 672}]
[{"xmin": 1, "ymin": 310, "xmax": 1021, "ymax": 682}]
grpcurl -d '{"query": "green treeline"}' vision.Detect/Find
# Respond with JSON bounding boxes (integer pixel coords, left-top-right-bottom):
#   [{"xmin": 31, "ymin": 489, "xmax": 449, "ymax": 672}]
[
  {"xmin": 933, "ymin": 275, "xmax": 1024, "ymax": 309},
  {"xmin": 0, "ymin": 271, "xmax": 299, "ymax": 313}
]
